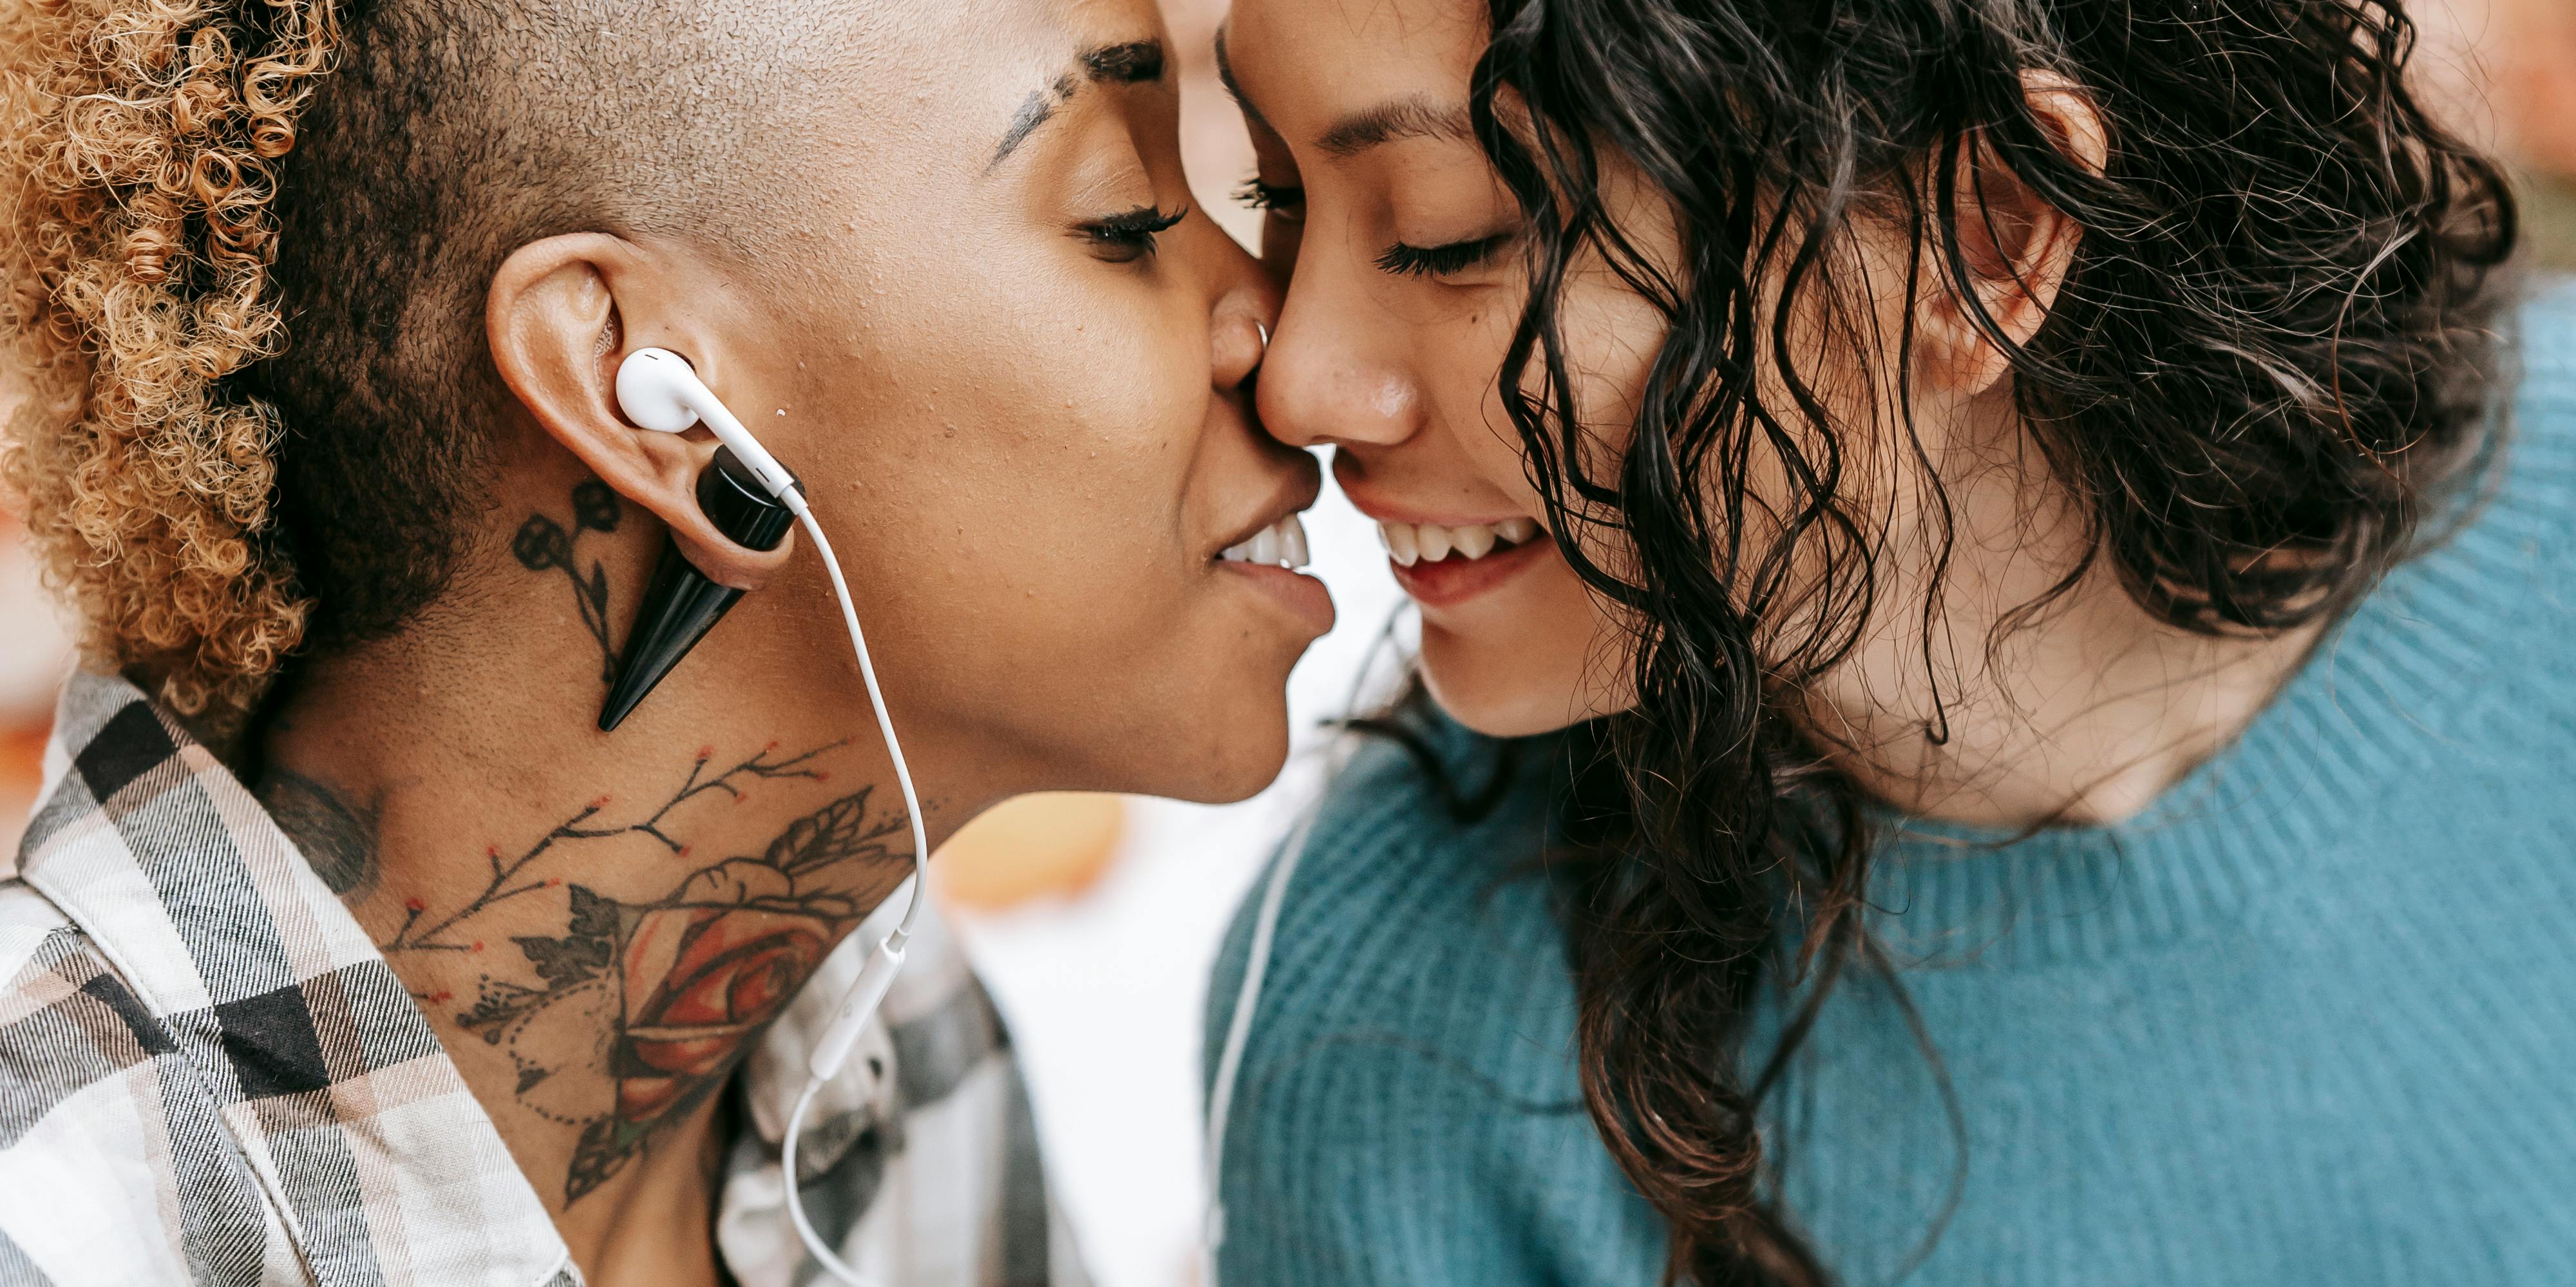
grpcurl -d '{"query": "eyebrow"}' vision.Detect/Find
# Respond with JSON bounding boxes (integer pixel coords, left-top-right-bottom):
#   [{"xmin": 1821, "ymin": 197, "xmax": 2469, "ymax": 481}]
[
  {"xmin": 1214, "ymin": 27, "xmax": 1472, "ymax": 160},
  {"xmin": 1316, "ymin": 95, "xmax": 1476, "ymax": 158},
  {"xmin": 988, "ymin": 39, "xmax": 1168, "ymax": 170}
]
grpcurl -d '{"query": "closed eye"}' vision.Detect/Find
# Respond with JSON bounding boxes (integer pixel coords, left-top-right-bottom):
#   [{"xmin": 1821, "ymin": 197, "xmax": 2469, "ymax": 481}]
[
  {"xmin": 1375, "ymin": 232, "xmax": 1513, "ymax": 279},
  {"xmin": 1234, "ymin": 176, "xmax": 1305, "ymax": 221},
  {"xmin": 1079, "ymin": 204, "xmax": 1189, "ymax": 264}
]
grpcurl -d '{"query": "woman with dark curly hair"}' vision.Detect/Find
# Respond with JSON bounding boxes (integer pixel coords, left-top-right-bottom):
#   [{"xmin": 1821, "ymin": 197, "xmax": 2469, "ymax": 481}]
[{"xmin": 1206, "ymin": 0, "xmax": 2572, "ymax": 1283}]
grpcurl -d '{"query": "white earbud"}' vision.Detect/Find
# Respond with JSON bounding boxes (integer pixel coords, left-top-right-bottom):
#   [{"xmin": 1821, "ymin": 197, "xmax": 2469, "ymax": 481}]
[
  {"xmin": 615, "ymin": 347, "xmax": 801, "ymax": 500},
  {"xmin": 610, "ymin": 343, "xmax": 926, "ymax": 1287}
]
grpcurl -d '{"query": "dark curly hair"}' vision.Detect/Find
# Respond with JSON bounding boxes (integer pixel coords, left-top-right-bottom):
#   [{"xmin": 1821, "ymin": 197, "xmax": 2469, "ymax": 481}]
[{"xmin": 1460, "ymin": 0, "xmax": 2517, "ymax": 1281}]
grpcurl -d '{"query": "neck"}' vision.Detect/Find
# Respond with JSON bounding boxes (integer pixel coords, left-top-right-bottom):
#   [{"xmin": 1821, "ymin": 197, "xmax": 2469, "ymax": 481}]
[
  {"xmin": 1835, "ymin": 578, "xmax": 2324, "ymax": 829},
  {"xmin": 1814, "ymin": 401, "xmax": 2325, "ymax": 830},
  {"xmin": 252, "ymin": 469, "xmax": 964, "ymax": 1284}
]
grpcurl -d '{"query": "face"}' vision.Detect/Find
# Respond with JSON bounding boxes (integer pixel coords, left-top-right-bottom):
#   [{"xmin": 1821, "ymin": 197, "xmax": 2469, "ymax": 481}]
[
  {"xmin": 1218, "ymin": 0, "xmax": 1648, "ymax": 737},
  {"xmin": 691, "ymin": 0, "xmax": 1333, "ymax": 805},
  {"xmin": 1220, "ymin": 0, "xmax": 2130, "ymax": 816}
]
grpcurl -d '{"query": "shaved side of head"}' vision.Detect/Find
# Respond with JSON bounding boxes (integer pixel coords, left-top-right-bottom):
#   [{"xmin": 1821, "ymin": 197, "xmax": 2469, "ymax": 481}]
[{"xmin": 248, "ymin": 0, "xmax": 882, "ymax": 646}]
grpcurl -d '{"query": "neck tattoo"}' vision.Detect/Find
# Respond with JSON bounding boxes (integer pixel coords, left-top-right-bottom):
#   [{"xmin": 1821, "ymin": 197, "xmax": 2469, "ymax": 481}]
[{"xmin": 265, "ymin": 745, "xmax": 909, "ymax": 1206}]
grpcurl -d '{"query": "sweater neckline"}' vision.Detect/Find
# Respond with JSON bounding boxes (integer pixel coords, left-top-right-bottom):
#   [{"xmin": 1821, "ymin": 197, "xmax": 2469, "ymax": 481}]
[{"xmin": 1867, "ymin": 422, "xmax": 2562, "ymax": 966}]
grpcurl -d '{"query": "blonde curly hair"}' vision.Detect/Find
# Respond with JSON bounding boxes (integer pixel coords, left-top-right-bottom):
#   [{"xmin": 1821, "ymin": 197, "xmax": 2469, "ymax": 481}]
[{"xmin": 1, "ymin": 0, "xmax": 337, "ymax": 722}]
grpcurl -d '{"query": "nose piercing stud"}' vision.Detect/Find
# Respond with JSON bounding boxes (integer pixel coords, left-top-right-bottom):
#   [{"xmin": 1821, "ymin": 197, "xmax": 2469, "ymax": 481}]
[{"xmin": 1256, "ymin": 322, "xmax": 1271, "ymax": 349}]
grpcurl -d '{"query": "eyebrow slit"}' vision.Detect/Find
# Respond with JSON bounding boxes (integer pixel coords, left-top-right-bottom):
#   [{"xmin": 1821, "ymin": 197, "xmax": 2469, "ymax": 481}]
[
  {"xmin": 989, "ymin": 89, "xmax": 1057, "ymax": 171},
  {"xmin": 987, "ymin": 39, "xmax": 1166, "ymax": 173}
]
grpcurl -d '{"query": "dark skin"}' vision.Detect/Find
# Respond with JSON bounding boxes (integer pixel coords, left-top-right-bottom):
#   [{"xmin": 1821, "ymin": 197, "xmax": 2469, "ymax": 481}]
[
  {"xmin": 258, "ymin": 485, "xmax": 915, "ymax": 1282},
  {"xmin": 261, "ymin": 717, "xmax": 893, "ymax": 1203},
  {"xmin": 253, "ymin": 1, "xmax": 1332, "ymax": 1282}
]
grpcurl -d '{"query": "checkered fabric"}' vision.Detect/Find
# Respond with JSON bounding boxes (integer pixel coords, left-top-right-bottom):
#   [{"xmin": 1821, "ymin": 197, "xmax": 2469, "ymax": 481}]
[{"xmin": 0, "ymin": 673, "xmax": 1080, "ymax": 1287}]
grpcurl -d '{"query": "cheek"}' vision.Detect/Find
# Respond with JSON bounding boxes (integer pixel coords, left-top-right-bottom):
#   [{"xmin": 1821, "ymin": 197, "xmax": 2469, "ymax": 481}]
[
  {"xmin": 1460, "ymin": 274, "xmax": 1665, "ymax": 582},
  {"xmin": 1414, "ymin": 303, "xmax": 1548, "ymax": 505},
  {"xmin": 1536, "ymin": 267, "xmax": 1665, "ymax": 465}
]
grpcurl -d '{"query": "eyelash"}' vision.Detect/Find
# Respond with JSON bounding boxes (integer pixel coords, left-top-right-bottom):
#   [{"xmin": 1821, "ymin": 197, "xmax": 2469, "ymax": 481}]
[
  {"xmin": 1233, "ymin": 177, "xmax": 1305, "ymax": 215},
  {"xmin": 1231, "ymin": 173, "xmax": 1507, "ymax": 279},
  {"xmin": 1079, "ymin": 205, "xmax": 1188, "ymax": 263},
  {"xmin": 1375, "ymin": 233, "xmax": 1513, "ymax": 279}
]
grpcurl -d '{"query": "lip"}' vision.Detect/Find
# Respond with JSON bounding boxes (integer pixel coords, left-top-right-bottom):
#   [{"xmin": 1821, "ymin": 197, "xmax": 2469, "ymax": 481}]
[
  {"xmin": 1210, "ymin": 465, "xmax": 1325, "ymax": 563},
  {"xmin": 1216, "ymin": 560, "xmax": 1336, "ymax": 637},
  {"xmin": 1386, "ymin": 536, "xmax": 1548, "ymax": 609},
  {"xmin": 1336, "ymin": 473, "xmax": 1550, "ymax": 610},
  {"xmin": 1209, "ymin": 456, "xmax": 1332, "ymax": 639},
  {"xmin": 1334, "ymin": 476, "xmax": 1531, "ymax": 532}
]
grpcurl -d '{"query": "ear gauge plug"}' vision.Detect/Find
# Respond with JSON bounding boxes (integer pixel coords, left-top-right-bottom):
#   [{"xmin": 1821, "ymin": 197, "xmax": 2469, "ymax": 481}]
[{"xmin": 598, "ymin": 447, "xmax": 800, "ymax": 731}]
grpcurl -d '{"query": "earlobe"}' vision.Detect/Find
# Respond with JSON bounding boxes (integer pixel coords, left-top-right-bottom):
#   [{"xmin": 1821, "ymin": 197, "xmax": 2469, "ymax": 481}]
[{"xmin": 486, "ymin": 234, "xmax": 795, "ymax": 590}]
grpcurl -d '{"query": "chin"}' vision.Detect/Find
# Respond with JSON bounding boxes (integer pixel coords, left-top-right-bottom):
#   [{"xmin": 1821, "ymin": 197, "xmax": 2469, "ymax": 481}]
[
  {"xmin": 1418, "ymin": 626, "xmax": 1599, "ymax": 739},
  {"xmin": 1157, "ymin": 715, "xmax": 1293, "ymax": 805},
  {"xmin": 1084, "ymin": 686, "xmax": 1294, "ymax": 805}
]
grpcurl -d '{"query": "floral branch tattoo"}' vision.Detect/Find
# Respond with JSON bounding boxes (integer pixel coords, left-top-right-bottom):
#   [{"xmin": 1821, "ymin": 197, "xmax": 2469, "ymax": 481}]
[
  {"xmin": 382, "ymin": 739, "xmax": 845, "ymax": 955},
  {"xmin": 453, "ymin": 775, "xmax": 910, "ymax": 1205},
  {"xmin": 515, "ymin": 480, "xmax": 625, "ymax": 684},
  {"xmin": 342, "ymin": 733, "xmax": 907, "ymax": 1207}
]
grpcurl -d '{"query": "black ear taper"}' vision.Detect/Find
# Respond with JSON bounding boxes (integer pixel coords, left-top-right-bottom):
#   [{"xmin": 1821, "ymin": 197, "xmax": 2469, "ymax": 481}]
[{"xmin": 598, "ymin": 447, "xmax": 800, "ymax": 732}]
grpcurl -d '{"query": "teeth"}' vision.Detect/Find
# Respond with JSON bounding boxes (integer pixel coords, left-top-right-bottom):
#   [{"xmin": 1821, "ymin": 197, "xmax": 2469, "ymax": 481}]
[
  {"xmin": 1380, "ymin": 522, "xmax": 1419, "ymax": 567},
  {"xmin": 1218, "ymin": 514, "xmax": 1312, "ymax": 570},
  {"xmin": 1374, "ymin": 517, "xmax": 1539, "ymax": 566}
]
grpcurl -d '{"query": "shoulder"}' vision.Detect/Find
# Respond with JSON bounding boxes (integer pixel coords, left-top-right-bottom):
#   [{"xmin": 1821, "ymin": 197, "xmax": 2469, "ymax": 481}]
[
  {"xmin": 2503, "ymin": 277, "xmax": 2576, "ymax": 496},
  {"xmin": 0, "ymin": 879, "xmax": 75, "ymax": 984},
  {"xmin": 0, "ymin": 879, "xmax": 176, "ymax": 1129},
  {"xmin": 0, "ymin": 883, "xmax": 218, "ymax": 1281},
  {"xmin": 1204, "ymin": 720, "xmax": 1666, "ymax": 1286},
  {"xmin": 2351, "ymin": 280, "xmax": 2576, "ymax": 699},
  {"xmin": 2516, "ymin": 276, "xmax": 2576, "ymax": 386},
  {"xmin": 1211, "ymin": 720, "xmax": 1577, "ymax": 1101}
]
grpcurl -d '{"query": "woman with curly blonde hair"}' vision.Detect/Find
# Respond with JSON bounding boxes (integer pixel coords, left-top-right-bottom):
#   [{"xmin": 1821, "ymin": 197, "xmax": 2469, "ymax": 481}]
[
  {"xmin": 1, "ymin": 0, "xmax": 330, "ymax": 722},
  {"xmin": 0, "ymin": 0, "xmax": 1335, "ymax": 1282}
]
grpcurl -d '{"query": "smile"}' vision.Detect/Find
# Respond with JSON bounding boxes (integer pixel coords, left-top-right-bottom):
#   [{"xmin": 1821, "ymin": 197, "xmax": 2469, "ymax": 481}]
[
  {"xmin": 1374, "ymin": 518, "xmax": 1539, "ymax": 567},
  {"xmin": 1376, "ymin": 518, "xmax": 1551, "ymax": 610},
  {"xmin": 1219, "ymin": 514, "xmax": 1313, "ymax": 569}
]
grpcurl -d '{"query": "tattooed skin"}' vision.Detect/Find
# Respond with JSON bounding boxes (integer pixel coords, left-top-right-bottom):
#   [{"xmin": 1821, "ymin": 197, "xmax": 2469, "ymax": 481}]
[
  {"xmin": 515, "ymin": 479, "xmax": 625, "ymax": 684},
  {"xmin": 269, "ymin": 738, "xmax": 909, "ymax": 1208},
  {"xmin": 258, "ymin": 767, "xmax": 382, "ymax": 899}
]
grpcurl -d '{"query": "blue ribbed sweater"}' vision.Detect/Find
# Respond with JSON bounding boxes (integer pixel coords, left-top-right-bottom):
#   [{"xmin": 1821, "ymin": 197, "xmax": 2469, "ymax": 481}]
[{"xmin": 1207, "ymin": 285, "xmax": 2576, "ymax": 1287}]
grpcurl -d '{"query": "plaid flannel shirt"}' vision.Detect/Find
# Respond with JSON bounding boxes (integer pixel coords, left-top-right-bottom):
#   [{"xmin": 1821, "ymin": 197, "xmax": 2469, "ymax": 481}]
[{"xmin": 0, "ymin": 673, "xmax": 1081, "ymax": 1287}]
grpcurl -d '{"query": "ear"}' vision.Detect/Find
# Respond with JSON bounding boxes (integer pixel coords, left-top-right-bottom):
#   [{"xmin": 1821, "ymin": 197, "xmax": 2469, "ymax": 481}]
[
  {"xmin": 1915, "ymin": 71, "xmax": 2110, "ymax": 397},
  {"xmin": 486, "ymin": 233, "xmax": 795, "ymax": 590}
]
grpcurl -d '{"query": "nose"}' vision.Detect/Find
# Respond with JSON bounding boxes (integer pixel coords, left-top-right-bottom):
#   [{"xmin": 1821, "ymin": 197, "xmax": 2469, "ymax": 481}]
[
  {"xmin": 1211, "ymin": 291, "xmax": 1273, "ymax": 395},
  {"xmin": 1187, "ymin": 209, "xmax": 1282, "ymax": 397},
  {"xmin": 1253, "ymin": 268, "xmax": 1422, "ymax": 453}
]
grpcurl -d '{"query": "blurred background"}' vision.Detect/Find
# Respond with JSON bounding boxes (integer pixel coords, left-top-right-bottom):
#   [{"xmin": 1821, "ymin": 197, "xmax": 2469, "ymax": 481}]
[{"xmin": 2, "ymin": 3, "xmax": 2570, "ymax": 1284}]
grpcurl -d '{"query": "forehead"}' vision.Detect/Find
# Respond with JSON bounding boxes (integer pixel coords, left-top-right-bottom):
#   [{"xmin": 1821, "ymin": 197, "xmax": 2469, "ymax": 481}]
[
  {"xmin": 1222, "ymin": 0, "xmax": 1484, "ymax": 122},
  {"xmin": 787, "ymin": 0, "xmax": 1168, "ymax": 180},
  {"xmin": 846, "ymin": 0, "xmax": 1167, "ymax": 74}
]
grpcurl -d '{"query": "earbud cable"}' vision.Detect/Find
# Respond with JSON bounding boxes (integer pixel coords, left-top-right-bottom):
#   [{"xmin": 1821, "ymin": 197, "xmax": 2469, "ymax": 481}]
[
  {"xmin": 1199, "ymin": 807, "xmax": 1317, "ymax": 1287},
  {"xmin": 788, "ymin": 494, "xmax": 930, "ymax": 944},
  {"xmin": 777, "ymin": 492, "xmax": 927, "ymax": 1287}
]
